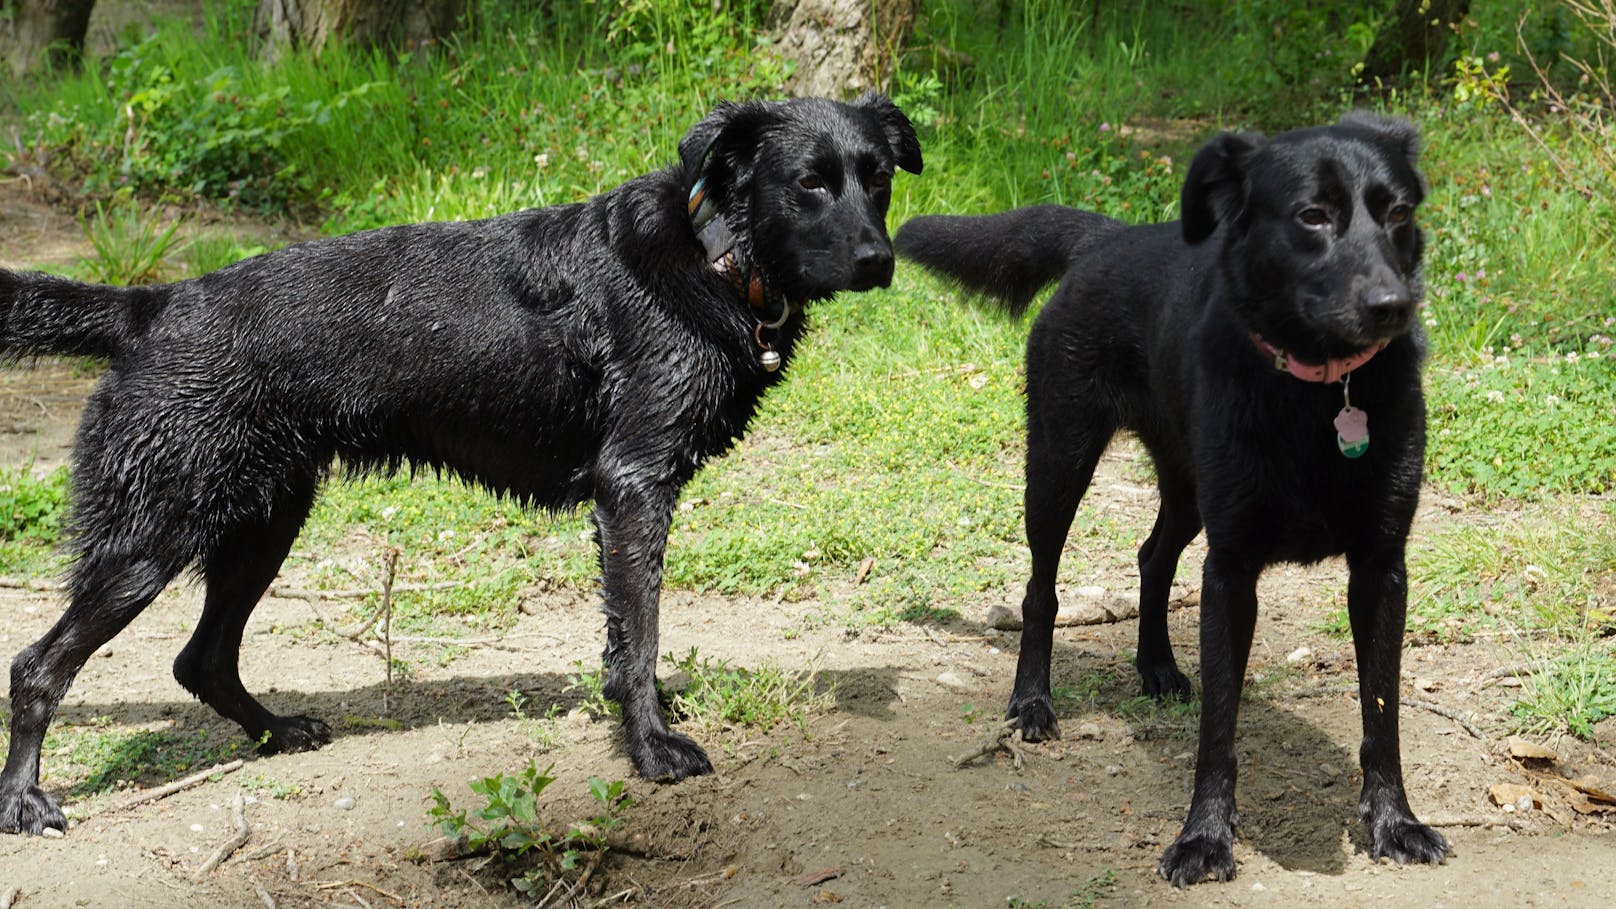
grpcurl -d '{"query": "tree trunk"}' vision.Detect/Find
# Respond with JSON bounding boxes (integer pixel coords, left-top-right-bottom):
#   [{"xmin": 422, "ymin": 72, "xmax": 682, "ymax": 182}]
[
  {"xmin": 256, "ymin": 0, "xmax": 465, "ymax": 61},
  {"xmin": 1358, "ymin": 0, "xmax": 1472, "ymax": 89},
  {"xmin": 771, "ymin": 0, "xmax": 917, "ymax": 99},
  {"xmin": 4, "ymin": 0, "xmax": 96, "ymax": 79}
]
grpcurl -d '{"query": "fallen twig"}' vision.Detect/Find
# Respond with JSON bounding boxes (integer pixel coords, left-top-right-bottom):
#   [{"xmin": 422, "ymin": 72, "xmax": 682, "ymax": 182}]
[
  {"xmin": 252, "ymin": 881, "xmax": 276, "ymax": 909},
  {"xmin": 195, "ymin": 790, "xmax": 251, "ymax": 877},
  {"xmin": 1475, "ymin": 662, "xmax": 1548, "ymax": 684},
  {"xmin": 1404, "ymin": 697, "xmax": 1487, "ymax": 741},
  {"xmin": 104, "ymin": 759, "xmax": 245, "ymax": 813},
  {"xmin": 1294, "ymin": 686, "xmax": 1487, "ymax": 740},
  {"xmin": 1, "ymin": 886, "xmax": 20, "ymax": 909},
  {"xmin": 1424, "ymin": 813, "xmax": 1526, "ymax": 830},
  {"xmin": 0, "ymin": 576, "xmax": 60, "ymax": 592},
  {"xmin": 951, "ymin": 719, "xmax": 1043, "ymax": 770},
  {"xmin": 269, "ymin": 581, "xmax": 460, "ymax": 602}
]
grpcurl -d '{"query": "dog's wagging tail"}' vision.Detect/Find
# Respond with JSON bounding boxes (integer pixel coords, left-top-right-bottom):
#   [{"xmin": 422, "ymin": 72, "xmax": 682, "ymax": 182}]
[{"xmin": 0, "ymin": 93, "xmax": 921, "ymax": 836}]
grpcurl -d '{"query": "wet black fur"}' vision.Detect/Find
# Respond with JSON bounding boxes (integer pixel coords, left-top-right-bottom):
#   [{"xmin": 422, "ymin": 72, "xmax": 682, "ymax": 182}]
[
  {"xmin": 895, "ymin": 112, "xmax": 1447, "ymax": 886},
  {"xmin": 0, "ymin": 93, "xmax": 921, "ymax": 835}
]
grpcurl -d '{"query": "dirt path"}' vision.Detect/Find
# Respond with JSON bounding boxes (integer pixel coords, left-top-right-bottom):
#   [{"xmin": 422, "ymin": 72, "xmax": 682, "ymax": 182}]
[{"xmin": 0, "ymin": 189, "xmax": 1611, "ymax": 907}]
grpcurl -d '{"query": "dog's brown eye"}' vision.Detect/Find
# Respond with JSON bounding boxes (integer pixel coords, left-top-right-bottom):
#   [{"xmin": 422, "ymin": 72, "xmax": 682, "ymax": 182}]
[
  {"xmin": 870, "ymin": 172, "xmax": 892, "ymax": 190},
  {"xmin": 1297, "ymin": 207, "xmax": 1332, "ymax": 228},
  {"xmin": 1386, "ymin": 203, "xmax": 1413, "ymax": 225},
  {"xmin": 800, "ymin": 175, "xmax": 824, "ymax": 190}
]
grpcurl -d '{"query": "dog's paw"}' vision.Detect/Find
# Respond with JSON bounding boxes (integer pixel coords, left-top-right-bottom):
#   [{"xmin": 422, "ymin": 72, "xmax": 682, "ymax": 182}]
[
  {"xmin": 258, "ymin": 715, "xmax": 333, "ymax": 754},
  {"xmin": 629, "ymin": 728, "xmax": 714, "ymax": 782},
  {"xmin": 1005, "ymin": 695, "xmax": 1060, "ymax": 742},
  {"xmin": 1367, "ymin": 815, "xmax": 1449, "ymax": 865},
  {"xmin": 1158, "ymin": 831, "xmax": 1237, "ymax": 888},
  {"xmin": 1139, "ymin": 663, "xmax": 1192, "ymax": 701},
  {"xmin": 0, "ymin": 784, "xmax": 67, "ymax": 836}
]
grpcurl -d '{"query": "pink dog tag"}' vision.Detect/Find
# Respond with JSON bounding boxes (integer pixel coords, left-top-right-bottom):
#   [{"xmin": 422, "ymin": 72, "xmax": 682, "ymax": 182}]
[{"xmin": 1334, "ymin": 406, "xmax": 1369, "ymax": 458}]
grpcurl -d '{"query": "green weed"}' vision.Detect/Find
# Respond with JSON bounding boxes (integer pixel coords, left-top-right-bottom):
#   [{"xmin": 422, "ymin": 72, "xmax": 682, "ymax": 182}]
[
  {"xmin": 663, "ymin": 647, "xmax": 832, "ymax": 736},
  {"xmin": 43, "ymin": 721, "xmax": 246, "ymax": 801},
  {"xmin": 77, "ymin": 198, "xmax": 184, "ymax": 285},
  {"xmin": 427, "ymin": 761, "xmax": 631, "ymax": 898},
  {"xmin": 1511, "ymin": 642, "xmax": 1616, "ymax": 739}
]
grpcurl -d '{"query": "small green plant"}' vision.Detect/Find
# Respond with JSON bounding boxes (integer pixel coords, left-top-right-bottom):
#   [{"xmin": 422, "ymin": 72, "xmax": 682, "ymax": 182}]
[
  {"xmin": 427, "ymin": 762, "xmax": 632, "ymax": 898},
  {"xmin": 1511, "ymin": 643, "xmax": 1616, "ymax": 739},
  {"xmin": 564, "ymin": 662, "xmax": 619, "ymax": 719},
  {"xmin": 663, "ymin": 647, "xmax": 832, "ymax": 735},
  {"xmin": 0, "ymin": 467, "xmax": 71, "ymax": 577},
  {"xmin": 181, "ymin": 234, "xmax": 268, "ymax": 276},
  {"xmin": 78, "ymin": 199, "xmax": 184, "ymax": 286},
  {"xmin": 1006, "ymin": 868, "xmax": 1119, "ymax": 909}
]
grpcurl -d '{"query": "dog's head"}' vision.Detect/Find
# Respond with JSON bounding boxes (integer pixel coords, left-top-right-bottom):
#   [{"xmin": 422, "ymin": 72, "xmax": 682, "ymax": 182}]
[
  {"xmin": 1181, "ymin": 111, "xmax": 1426, "ymax": 359},
  {"xmin": 679, "ymin": 93, "xmax": 923, "ymax": 301}
]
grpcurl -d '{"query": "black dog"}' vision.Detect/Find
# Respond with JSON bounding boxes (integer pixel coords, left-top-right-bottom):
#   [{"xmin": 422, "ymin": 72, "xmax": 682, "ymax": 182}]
[
  {"xmin": 0, "ymin": 93, "xmax": 921, "ymax": 835},
  {"xmin": 895, "ymin": 112, "xmax": 1446, "ymax": 885}
]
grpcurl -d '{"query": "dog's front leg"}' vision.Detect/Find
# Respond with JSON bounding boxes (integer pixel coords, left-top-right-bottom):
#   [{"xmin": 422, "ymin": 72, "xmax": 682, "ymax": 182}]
[
  {"xmin": 1347, "ymin": 547, "xmax": 1449, "ymax": 865},
  {"xmin": 593, "ymin": 480, "xmax": 713, "ymax": 782},
  {"xmin": 1158, "ymin": 550, "xmax": 1259, "ymax": 887}
]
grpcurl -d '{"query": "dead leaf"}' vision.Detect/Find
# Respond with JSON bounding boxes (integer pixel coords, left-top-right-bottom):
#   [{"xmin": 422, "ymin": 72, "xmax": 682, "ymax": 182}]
[
  {"xmin": 798, "ymin": 867, "xmax": 845, "ymax": 887},
  {"xmin": 1489, "ymin": 783, "xmax": 1541, "ymax": 810},
  {"xmin": 1507, "ymin": 737, "xmax": 1559, "ymax": 763},
  {"xmin": 854, "ymin": 557, "xmax": 875, "ymax": 585}
]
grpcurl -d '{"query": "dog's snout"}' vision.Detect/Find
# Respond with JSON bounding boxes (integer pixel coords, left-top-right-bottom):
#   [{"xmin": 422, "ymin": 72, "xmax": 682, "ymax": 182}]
[
  {"xmin": 1365, "ymin": 283, "xmax": 1415, "ymax": 334},
  {"xmin": 851, "ymin": 241, "xmax": 895, "ymax": 288}
]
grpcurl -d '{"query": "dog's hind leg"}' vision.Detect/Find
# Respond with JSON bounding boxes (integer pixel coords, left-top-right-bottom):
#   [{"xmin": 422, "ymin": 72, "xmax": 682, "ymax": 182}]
[
  {"xmin": 1346, "ymin": 546, "xmax": 1449, "ymax": 865},
  {"xmin": 174, "ymin": 479, "xmax": 328, "ymax": 754},
  {"xmin": 1134, "ymin": 479, "xmax": 1200, "ymax": 700},
  {"xmin": 1008, "ymin": 411, "xmax": 1112, "ymax": 742},
  {"xmin": 1, "ymin": 557, "xmax": 179, "ymax": 834}
]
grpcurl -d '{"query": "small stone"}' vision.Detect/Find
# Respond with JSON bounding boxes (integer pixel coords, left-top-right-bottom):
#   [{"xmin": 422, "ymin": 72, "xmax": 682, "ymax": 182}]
[
  {"xmin": 1076, "ymin": 722, "xmax": 1103, "ymax": 741},
  {"xmin": 935, "ymin": 671, "xmax": 971, "ymax": 693},
  {"xmin": 334, "ymin": 796, "xmax": 356, "ymax": 811},
  {"xmin": 1286, "ymin": 646, "xmax": 1313, "ymax": 665},
  {"xmin": 41, "ymin": 826, "xmax": 64, "ymax": 838},
  {"xmin": 1104, "ymin": 765, "xmax": 1123, "ymax": 777},
  {"xmin": 985, "ymin": 604, "xmax": 1023, "ymax": 631}
]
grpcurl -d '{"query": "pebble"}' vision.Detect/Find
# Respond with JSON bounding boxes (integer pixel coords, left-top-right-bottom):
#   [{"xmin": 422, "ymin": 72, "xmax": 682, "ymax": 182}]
[
  {"xmin": 334, "ymin": 796, "xmax": 356, "ymax": 811},
  {"xmin": 1076, "ymin": 722, "xmax": 1103, "ymax": 740},
  {"xmin": 935, "ymin": 671, "xmax": 971, "ymax": 693},
  {"xmin": 41, "ymin": 827, "xmax": 63, "ymax": 839},
  {"xmin": 1285, "ymin": 646, "xmax": 1313, "ymax": 664}
]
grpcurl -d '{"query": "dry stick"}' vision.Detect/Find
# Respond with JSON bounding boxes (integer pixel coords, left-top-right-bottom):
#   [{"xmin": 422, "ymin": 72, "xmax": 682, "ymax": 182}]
[
  {"xmin": 952, "ymin": 719, "xmax": 1024, "ymax": 770},
  {"xmin": 195, "ymin": 790, "xmax": 251, "ymax": 877},
  {"xmin": 269, "ymin": 581, "xmax": 460, "ymax": 602},
  {"xmin": 0, "ymin": 887, "xmax": 19, "ymax": 909},
  {"xmin": 1294, "ymin": 686, "xmax": 1487, "ymax": 740},
  {"xmin": 1423, "ymin": 813, "xmax": 1526, "ymax": 831},
  {"xmin": 1476, "ymin": 662, "xmax": 1547, "ymax": 684},
  {"xmin": 381, "ymin": 548, "xmax": 399, "ymax": 713},
  {"xmin": 252, "ymin": 881, "xmax": 277, "ymax": 909},
  {"xmin": 107, "ymin": 759, "xmax": 245, "ymax": 813}
]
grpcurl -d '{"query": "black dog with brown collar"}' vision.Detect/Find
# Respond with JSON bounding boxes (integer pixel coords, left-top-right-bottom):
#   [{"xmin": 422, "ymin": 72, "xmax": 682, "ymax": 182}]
[{"xmin": 0, "ymin": 93, "xmax": 921, "ymax": 835}]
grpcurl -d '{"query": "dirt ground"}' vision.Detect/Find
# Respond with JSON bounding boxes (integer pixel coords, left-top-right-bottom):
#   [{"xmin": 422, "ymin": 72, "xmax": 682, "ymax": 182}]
[{"xmin": 1, "ymin": 189, "xmax": 1612, "ymax": 908}]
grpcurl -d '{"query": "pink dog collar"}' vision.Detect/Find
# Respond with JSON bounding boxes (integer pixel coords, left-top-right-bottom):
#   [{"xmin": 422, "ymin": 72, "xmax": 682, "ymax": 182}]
[{"xmin": 1250, "ymin": 334, "xmax": 1384, "ymax": 384}]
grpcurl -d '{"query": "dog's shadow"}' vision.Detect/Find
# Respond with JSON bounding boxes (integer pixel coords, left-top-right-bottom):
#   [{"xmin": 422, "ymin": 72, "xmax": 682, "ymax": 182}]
[
  {"xmin": 28, "ymin": 663, "xmax": 904, "ymax": 803},
  {"xmin": 1020, "ymin": 628, "xmax": 1364, "ymax": 877}
]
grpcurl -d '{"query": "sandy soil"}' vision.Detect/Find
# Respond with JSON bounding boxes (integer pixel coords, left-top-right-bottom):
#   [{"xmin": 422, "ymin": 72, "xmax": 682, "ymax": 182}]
[{"xmin": 0, "ymin": 188, "xmax": 1611, "ymax": 908}]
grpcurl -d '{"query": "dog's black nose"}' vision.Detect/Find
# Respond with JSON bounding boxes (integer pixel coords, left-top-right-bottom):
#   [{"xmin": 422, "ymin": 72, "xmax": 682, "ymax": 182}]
[
  {"xmin": 1366, "ymin": 284, "xmax": 1415, "ymax": 334},
  {"xmin": 851, "ymin": 243, "xmax": 895, "ymax": 288}
]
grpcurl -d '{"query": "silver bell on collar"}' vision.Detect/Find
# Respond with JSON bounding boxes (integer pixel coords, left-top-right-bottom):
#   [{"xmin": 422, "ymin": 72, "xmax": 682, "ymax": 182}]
[{"xmin": 758, "ymin": 348, "xmax": 782, "ymax": 372}]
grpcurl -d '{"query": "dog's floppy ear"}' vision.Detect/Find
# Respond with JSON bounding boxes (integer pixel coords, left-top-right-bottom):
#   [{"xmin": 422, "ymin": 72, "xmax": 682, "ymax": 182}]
[
  {"xmin": 1180, "ymin": 131, "xmax": 1263, "ymax": 245},
  {"xmin": 854, "ymin": 91, "xmax": 924, "ymax": 175},
  {"xmin": 678, "ymin": 100, "xmax": 776, "ymax": 187}
]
